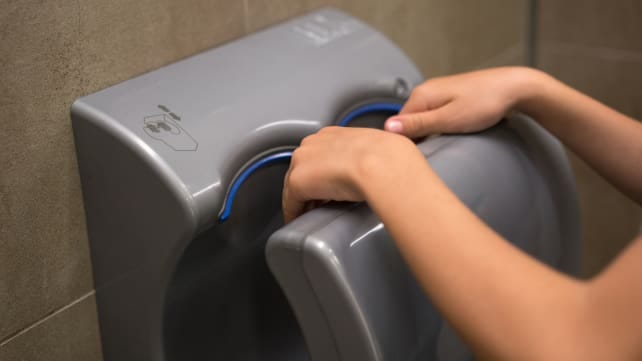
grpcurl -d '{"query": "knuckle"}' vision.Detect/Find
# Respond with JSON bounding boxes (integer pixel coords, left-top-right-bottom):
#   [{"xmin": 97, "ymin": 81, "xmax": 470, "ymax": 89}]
[
  {"xmin": 287, "ymin": 169, "xmax": 305, "ymax": 193},
  {"xmin": 291, "ymin": 145, "xmax": 301, "ymax": 156},
  {"xmin": 299, "ymin": 133, "xmax": 314, "ymax": 146},
  {"xmin": 406, "ymin": 113, "xmax": 422, "ymax": 130},
  {"xmin": 320, "ymin": 126, "xmax": 339, "ymax": 134},
  {"xmin": 413, "ymin": 82, "xmax": 432, "ymax": 96},
  {"xmin": 409, "ymin": 86, "xmax": 424, "ymax": 100},
  {"xmin": 290, "ymin": 147, "xmax": 304, "ymax": 167}
]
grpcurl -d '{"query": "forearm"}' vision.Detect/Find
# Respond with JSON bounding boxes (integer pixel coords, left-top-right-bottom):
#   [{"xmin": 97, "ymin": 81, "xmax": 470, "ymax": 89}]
[
  {"xmin": 283, "ymin": 75, "xmax": 642, "ymax": 358},
  {"xmin": 359, "ymin": 153, "xmax": 592, "ymax": 361},
  {"xmin": 515, "ymin": 68, "xmax": 642, "ymax": 204}
]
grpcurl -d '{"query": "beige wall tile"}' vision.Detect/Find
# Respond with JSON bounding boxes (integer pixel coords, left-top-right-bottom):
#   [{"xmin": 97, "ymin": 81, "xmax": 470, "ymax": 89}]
[
  {"xmin": 537, "ymin": 43, "xmax": 642, "ymax": 120},
  {"xmin": 537, "ymin": 1, "xmax": 642, "ymax": 277},
  {"xmin": 77, "ymin": 0, "xmax": 246, "ymax": 93},
  {"xmin": 244, "ymin": 0, "xmax": 381, "ymax": 32},
  {"xmin": 0, "ymin": 0, "xmax": 244, "ymax": 341},
  {"xmin": 0, "ymin": 135, "xmax": 92, "ymax": 340},
  {"xmin": 538, "ymin": 44, "xmax": 642, "ymax": 276},
  {"xmin": 567, "ymin": 152, "xmax": 641, "ymax": 277},
  {"xmin": 372, "ymin": 0, "xmax": 529, "ymax": 77},
  {"xmin": 245, "ymin": 0, "xmax": 310, "ymax": 31},
  {"xmin": 0, "ymin": 294, "xmax": 102, "ymax": 361},
  {"xmin": 369, "ymin": 0, "xmax": 530, "ymax": 75},
  {"xmin": 538, "ymin": 0, "xmax": 642, "ymax": 52},
  {"xmin": 0, "ymin": 0, "xmax": 84, "ymax": 162},
  {"xmin": 0, "ymin": 0, "xmax": 91, "ymax": 340},
  {"xmin": 473, "ymin": 42, "xmax": 527, "ymax": 69}
]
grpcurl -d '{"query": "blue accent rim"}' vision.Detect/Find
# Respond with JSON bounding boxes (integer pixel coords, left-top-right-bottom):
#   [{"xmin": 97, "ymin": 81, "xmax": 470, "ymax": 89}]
[
  {"xmin": 337, "ymin": 102, "xmax": 402, "ymax": 126},
  {"xmin": 218, "ymin": 151, "xmax": 293, "ymax": 222},
  {"xmin": 218, "ymin": 102, "xmax": 402, "ymax": 222}
]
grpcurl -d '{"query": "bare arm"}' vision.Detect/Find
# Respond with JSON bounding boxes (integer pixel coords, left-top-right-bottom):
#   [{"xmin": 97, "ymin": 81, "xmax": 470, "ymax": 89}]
[
  {"xmin": 360, "ymin": 146, "xmax": 642, "ymax": 361},
  {"xmin": 386, "ymin": 67, "xmax": 642, "ymax": 203},
  {"xmin": 283, "ymin": 67, "xmax": 642, "ymax": 361}
]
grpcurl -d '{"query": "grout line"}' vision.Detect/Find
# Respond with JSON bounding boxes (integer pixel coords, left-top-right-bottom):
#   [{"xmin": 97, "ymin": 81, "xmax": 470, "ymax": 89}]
[
  {"xmin": 0, "ymin": 291, "xmax": 96, "ymax": 347},
  {"xmin": 242, "ymin": 0, "xmax": 250, "ymax": 34},
  {"xmin": 526, "ymin": 0, "xmax": 539, "ymax": 67}
]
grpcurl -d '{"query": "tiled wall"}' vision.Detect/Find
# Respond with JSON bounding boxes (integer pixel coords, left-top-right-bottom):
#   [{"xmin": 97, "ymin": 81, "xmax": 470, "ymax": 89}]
[
  {"xmin": 535, "ymin": 0, "xmax": 642, "ymax": 277},
  {"xmin": 0, "ymin": 1, "xmax": 529, "ymax": 359}
]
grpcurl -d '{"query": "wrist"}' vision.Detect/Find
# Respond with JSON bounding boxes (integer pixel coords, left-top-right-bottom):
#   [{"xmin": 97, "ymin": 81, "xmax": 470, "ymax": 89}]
[
  {"xmin": 509, "ymin": 67, "xmax": 556, "ymax": 116},
  {"xmin": 353, "ymin": 135, "xmax": 434, "ymax": 206}
]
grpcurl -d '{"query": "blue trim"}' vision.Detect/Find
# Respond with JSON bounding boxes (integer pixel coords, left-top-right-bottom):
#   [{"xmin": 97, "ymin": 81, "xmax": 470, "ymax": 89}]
[
  {"xmin": 337, "ymin": 102, "xmax": 402, "ymax": 127},
  {"xmin": 219, "ymin": 102, "xmax": 403, "ymax": 222},
  {"xmin": 218, "ymin": 151, "xmax": 293, "ymax": 222}
]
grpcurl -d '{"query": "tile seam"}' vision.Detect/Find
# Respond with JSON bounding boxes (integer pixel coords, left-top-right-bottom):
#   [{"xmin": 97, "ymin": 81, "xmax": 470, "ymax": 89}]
[
  {"xmin": 242, "ymin": 0, "xmax": 250, "ymax": 34},
  {"xmin": 526, "ymin": 0, "xmax": 538, "ymax": 67},
  {"xmin": 0, "ymin": 290, "xmax": 95, "ymax": 347}
]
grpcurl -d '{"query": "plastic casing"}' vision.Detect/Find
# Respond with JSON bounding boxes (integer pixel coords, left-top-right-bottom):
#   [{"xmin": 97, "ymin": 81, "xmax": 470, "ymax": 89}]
[{"xmin": 266, "ymin": 116, "xmax": 580, "ymax": 361}]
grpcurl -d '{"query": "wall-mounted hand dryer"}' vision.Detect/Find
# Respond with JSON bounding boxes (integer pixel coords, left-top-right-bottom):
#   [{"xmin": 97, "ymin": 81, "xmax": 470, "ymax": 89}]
[{"xmin": 71, "ymin": 7, "xmax": 580, "ymax": 361}]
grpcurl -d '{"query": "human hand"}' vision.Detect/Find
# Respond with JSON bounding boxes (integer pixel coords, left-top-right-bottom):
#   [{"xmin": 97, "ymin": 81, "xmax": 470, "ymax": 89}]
[
  {"xmin": 384, "ymin": 66, "xmax": 541, "ymax": 138},
  {"xmin": 282, "ymin": 126, "xmax": 424, "ymax": 223}
]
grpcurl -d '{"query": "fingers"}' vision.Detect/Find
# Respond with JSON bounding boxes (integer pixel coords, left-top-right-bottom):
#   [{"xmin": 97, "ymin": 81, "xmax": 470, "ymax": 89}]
[
  {"xmin": 282, "ymin": 144, "xmax": 319, "ymax": 223},
  {"xmin": 282, "ymin": 167, "xmax": 305, "ymax": 224},
  {"xmin": 385, "ymin": 105, "xmax": 455, "ymax": 138},
  {"xmin": 399, "ymin": 81, "xmax": 451, "ymax": 114},
  {"xmin": 385, "ymin": 80, "xmax": 455, "ymax": 137},
  {"xmin": 281, "ymin": 127, "xmax": 371, "ymax": 223}
]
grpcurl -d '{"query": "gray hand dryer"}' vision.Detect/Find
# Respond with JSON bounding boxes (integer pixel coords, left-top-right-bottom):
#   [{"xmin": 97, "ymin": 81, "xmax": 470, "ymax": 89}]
[{"xmin": 71, "ymin": 7, "xmax": 580, "ymax": 361}]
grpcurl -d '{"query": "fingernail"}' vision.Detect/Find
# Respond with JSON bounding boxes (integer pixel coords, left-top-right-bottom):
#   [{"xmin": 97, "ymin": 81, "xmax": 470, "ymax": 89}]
[{"xmin": 385, "ymin": 118, "xmax": 403, "ymax": 133}]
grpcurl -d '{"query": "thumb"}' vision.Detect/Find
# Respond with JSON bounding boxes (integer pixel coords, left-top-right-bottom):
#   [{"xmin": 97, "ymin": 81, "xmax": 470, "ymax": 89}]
[{"xmin": 384, "ymin": 107, "xmax": 451, "ymax": 138}]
